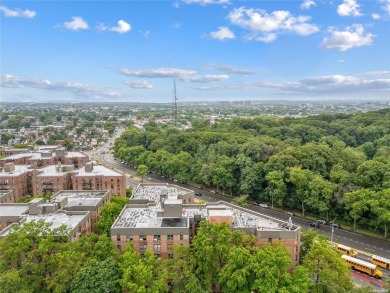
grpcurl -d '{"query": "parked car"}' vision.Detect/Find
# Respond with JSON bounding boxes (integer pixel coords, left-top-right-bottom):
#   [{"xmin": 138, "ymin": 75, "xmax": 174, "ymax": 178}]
[
  {"xmin": 309, "ymin": 221, "xmax": 320, "ymax": 228},
  {"xmin": 210, "ymin": 190, "xmax": 216, "ymax": 194},
  {"xmin": 316, "ymin": 220, "xmax": 327, "ymax": 225},
  {"xmin": 195, "ymin": 192, "xmax": 202, "ymax": 196},
  {"xmin": 330, "ymin": 223, "xmax": 341, "ymax": 229},
  {"xmin": 259, "ymin": 204, "xmax": 269, "ymax": 208}
]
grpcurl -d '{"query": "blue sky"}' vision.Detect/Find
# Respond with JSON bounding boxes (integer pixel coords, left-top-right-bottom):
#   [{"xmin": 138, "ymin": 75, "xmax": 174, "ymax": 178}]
[{"xmin": 1, "ymin": 0, "xmax": 389, "ymax": 102}]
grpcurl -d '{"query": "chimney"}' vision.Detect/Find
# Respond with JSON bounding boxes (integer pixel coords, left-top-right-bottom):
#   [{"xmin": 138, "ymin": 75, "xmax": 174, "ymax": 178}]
[{"xmin": 85, "ymin": 162, "xmax": 93, "ymax": 172}]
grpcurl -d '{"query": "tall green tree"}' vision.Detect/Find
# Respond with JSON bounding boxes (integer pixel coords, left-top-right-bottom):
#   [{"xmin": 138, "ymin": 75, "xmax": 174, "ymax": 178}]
[
  {"xmin": 302, "ymin": 239, "xmax": 353, "ymax": 293},
  {"xmin": 344, "ymin": 189, "xmax": 373, "ymax": 230},
  {"xmin": 137, "ymin": 164, "xmax": 148, "ymax": 182},
  {"xmin": 70, "ymin": 257, "xmax": 121, "ymax": 293},
  {"xmin": 120, "ymin": 243, "xmax": 168, "ymax": 293}
]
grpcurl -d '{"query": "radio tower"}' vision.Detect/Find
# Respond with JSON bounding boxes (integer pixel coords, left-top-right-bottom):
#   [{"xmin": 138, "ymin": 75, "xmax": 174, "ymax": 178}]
[{"xmin": 173, "ymin": 79, "xmax": 178, "ymax": 128}]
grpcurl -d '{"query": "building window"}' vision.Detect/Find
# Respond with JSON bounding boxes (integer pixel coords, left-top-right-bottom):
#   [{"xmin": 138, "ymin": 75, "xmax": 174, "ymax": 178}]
[
  {"xmin": 139, "ymin": 235, "xmax": 146, "ymax": 241},
  {"xmin": 268, "ymin": 238, "xmax": 272, "ymax": 243},
  {"xmin": 155, "ymin": 254, "xmax": 161, "ymax": 259},
  {"xmin": 167, "ymin": 234, "xmax": 173, "ymax": 241},
  {"xmin": 168, "ymin": 254, "xmax": 174, "ymax": 259},
  {"xmin": 127, "ymin": 235, "xmax": 133, "ymax": 242},
  {"xmin": 167, "ymin": 244, "xmax": 173, "ymax": 252},
  {"xmin": 140, "ymin": 244, "xmax": 147, "ymax": 251},
  {"xmin": 117, "ymin": 244, "xmax": 121, "ymax": 250},
  {"xmin": 154, "ymin": 235, "xmax": 161, "ymax": 241},
  {"xmin": 154, "ymin": 244, "xmax": 161, "ymax": 252},
  {"xmin": 116, "ymin": 234, "xmax": 121, "ymax": 241},
  {"xmin": 180, "ymin": 235, "xmax": 183, "ymax": 241}
]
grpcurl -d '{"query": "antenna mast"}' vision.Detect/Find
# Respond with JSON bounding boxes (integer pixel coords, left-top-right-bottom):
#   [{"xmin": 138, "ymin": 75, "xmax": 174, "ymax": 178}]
[{"xmin": 173, "ymin": 79, "xmax": 178, "ymax": 128}]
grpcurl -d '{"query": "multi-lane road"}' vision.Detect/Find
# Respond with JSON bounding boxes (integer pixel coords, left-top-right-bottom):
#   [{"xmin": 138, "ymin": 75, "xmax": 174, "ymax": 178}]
[{"xmin": 89, "ymin": 135, "xmax": 390, "ymax": 288}]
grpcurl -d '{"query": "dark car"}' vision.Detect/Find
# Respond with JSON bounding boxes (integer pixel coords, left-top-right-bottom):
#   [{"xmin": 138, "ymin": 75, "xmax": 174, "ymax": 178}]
[
  {"xmin": 330, "ymin": 223, "xmax": 341, "ymax": 229},
  {"xmin": 195, "ymin": 192, "xmax": 202, "ymax": 196},
  {"xmin": 309, "ymin": 221, "xmax": 320, "ymax": 228}
]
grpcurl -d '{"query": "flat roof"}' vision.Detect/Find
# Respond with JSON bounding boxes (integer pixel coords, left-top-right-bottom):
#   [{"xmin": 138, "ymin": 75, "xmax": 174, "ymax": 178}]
[
  {"xmin": 131, "ymin": 184, "xmax": 192, "ymax": 202},
  {"xmin": 52, "ymin": 191, "xmax": 108, "ymax": 208},
  {"xmin": 25, "ymin": 212, "xmax": 88, "ymax": 230},
  {"xmin": 65, "ymin": 152, "xmax": 87, "ymax": 158},
  {"xmin": 0, "ymin": 204, "xmax": 29, "ymax": 217},
  {"xmin": 0, "ymin": 165, "xmax": 32, "ymax": 176},
  {"xmin": 113, "ymin": 202, "xmax": 285, "ymax": 231},
  {"xmin": 76, "ymin": 165, "xmax": 123, "ymax": 177},
  {"xmin": 36, "ymin": 165, "xmax": 73, "ymax": 177}
]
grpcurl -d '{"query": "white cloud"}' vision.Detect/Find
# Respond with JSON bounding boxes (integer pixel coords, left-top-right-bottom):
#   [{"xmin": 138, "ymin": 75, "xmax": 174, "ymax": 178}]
[
  {"xmin": 207, "ymin": 64, "xmax": 253, "ymax": 75},
  {"xmin": 0, "ymin": 5, "xmax": 36, "ymax": 18},
  {"xmin": 252, "ymin": 74, "xmax": 390, "ymax": 95},
  {"xmin": 110, "ymin": 20, "xmax": 131, "ymax": 34},
  {"xmin": 98, "ymin": 20, "xmax": 131, "ymax": 34},
  {"xmin": 172, "ymin": 1, "xmax": 180, "ymax": 8},
  {"xmin": 301, "ymin": 0, "xmax": 316, "ymax": 10},
  {"xmin": 181, "ymin": 75, "xmax": 229, "ymax": 82},
  {"xmin": 124, "ymin": 80, "xmax": 153, "ymax": 89},
  {"xmin": 381, "ymin": 0, "xmax": 390, "ymax": 14},
  {"xmin": 337, "ymin": 0, "xmax": 362, "ymax": 17},
  {"xmin": 1, "ymin": 74, "xmax": 120, "ymax": 97},
  {"xmin": 119, "ymin": 67, "xmax": 197, "ymax": 78},
  {"xmin": 372, "ymin": 13, "xmax": 381, "ymax": 19},
  {"xmin": 63, "ymin": 17, "xmax": 89, "ymax": 31},
  {"xmin": 321, "ymin": 24, "xmax": 374, "ymax": 51},
  {"xmin": 338, "ymin": 59, "xmax": 346, "ymax": 63},
  {"xmin": 365, "ymin": 71, "xmax": 390, "ymax": 76},
  {"xmin": 227, "ymin": 7, "xmax": 319, "ymax": 42},
  {"xmin": 209, "ymin": 26, "xmax": 235, "ymax": 40},
  {"xmin": 182, "ymin": 0, "xmax": 230, "ymax": 5},
  {"xmin": 117, "ymin": 67, "xmax": 229, "ymax": 83}
]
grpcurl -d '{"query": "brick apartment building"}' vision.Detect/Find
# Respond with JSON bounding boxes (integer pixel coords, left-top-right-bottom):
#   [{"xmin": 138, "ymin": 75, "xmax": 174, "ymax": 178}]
[
  {"xmin": 0, "ymin": 147, "xmax": 88, "ymax": 169},
  {"xmin": 0, "ymin": 190, "xmax": 113, "ymax": 238},
  {"xmin": 111, "ymin": 184, "xmax": 301, "ymax": 265},
  {"xmin": 0, "ymin": 162, "xmax": 126, "ymax": 201}
]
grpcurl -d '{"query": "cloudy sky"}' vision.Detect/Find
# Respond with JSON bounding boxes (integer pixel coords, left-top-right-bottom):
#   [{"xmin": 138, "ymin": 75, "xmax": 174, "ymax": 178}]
[{"xmin": 1, "ymin": 0, "xmax": 389, "ymax": 102}]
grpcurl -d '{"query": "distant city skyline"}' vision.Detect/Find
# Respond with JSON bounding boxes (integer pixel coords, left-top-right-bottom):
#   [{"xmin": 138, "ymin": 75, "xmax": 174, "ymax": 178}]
[{"xmin": 1, "ymin": 0, "xmax": 389, "ymax": 102}]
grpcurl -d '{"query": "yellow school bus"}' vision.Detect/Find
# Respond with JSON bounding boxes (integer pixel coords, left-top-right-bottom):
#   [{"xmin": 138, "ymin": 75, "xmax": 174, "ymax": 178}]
[
  {"xmin": 342, "ymin": 255, "xmax": 383, "ymax": 279},
  {"xmin": 336, "ymin": 244, "xmax": 357, "ymax": 257},
  {"xmin": 371, "ymin": 255, "xmax": 390, "ymax": 270}
]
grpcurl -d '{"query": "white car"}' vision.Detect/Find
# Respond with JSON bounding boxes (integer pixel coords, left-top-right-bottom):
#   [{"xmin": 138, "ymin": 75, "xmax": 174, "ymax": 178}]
[
  {"xmin": 259, "ymin": 204, "xmax": 268, "ymax": 208},
  {"xmin": 210, "ymin": 190, "xmax": 216, "ymax": 194}
]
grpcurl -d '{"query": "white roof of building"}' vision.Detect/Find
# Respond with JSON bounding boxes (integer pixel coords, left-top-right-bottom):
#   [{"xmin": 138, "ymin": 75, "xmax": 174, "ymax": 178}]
[
  {"xmin": 131, "ymin": 184, "xmax": 191, "ymax": 202},
  {"xmin": 76, "ymin": 165, "xmax": 123, "ymax": 177},
  {"xmin": 0, "ymin": 165, "xmax": 32, "ymax": 177},
  {"xmin": 0, "ymin": 205, "xmax": 29, "ymax": 217},
  {"xmin": 25, "ymin": 212, "xmax": 87, "ymax": 230},
  {"xmin": 66, "ymin": 152, "xmax": 87, "ymax": 158},
  {"xmin": 36, "ymin": 165, "xmax": 73, "ymax": 177}
]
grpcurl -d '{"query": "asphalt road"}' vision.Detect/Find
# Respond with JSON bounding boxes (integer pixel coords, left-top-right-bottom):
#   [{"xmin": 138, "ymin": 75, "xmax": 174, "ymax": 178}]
[
  {"xmin": 91, "ymin": 136, "xmax": 390, "ymax": 286},
  {"xmin": 80, "ymin": 126, "xmax": 390, "ymax": 291},
  {"xmin": 99, "ymin": 152, "xmax": 390, "ymax": 260}
]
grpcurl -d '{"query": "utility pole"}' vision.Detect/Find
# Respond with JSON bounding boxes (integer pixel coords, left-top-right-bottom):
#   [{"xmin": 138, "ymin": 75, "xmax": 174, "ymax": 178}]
[{"xmin": 173, "ymin": 79, "xmax": 178, "ymax": 128}]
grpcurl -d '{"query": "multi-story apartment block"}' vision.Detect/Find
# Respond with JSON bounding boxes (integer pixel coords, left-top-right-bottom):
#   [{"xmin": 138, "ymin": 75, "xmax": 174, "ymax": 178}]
[
  {"xmin": 71, "ymin": 163, "xmax": 126, "ymax": 197},
  {"xmin": 0, "ymin": 190, "xmax": 112, "ymax": 235},
  {"xmin": 0, "ymin": 162, "xmax": 126, "ymax": 201},
  {"xmin": 111, "ymin": 184, "xmax": 301, "ymax": 265},
  {"xmin": 0, "ymin": 197, "xmax": 91, "ymax": 240},
  {"xmin": 51, "ymin": 190, "xmax": 111, "ymax": 232},
  {"xmin": 0, "ymin": 147, "xmax": 88, "ymax": 169}
]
